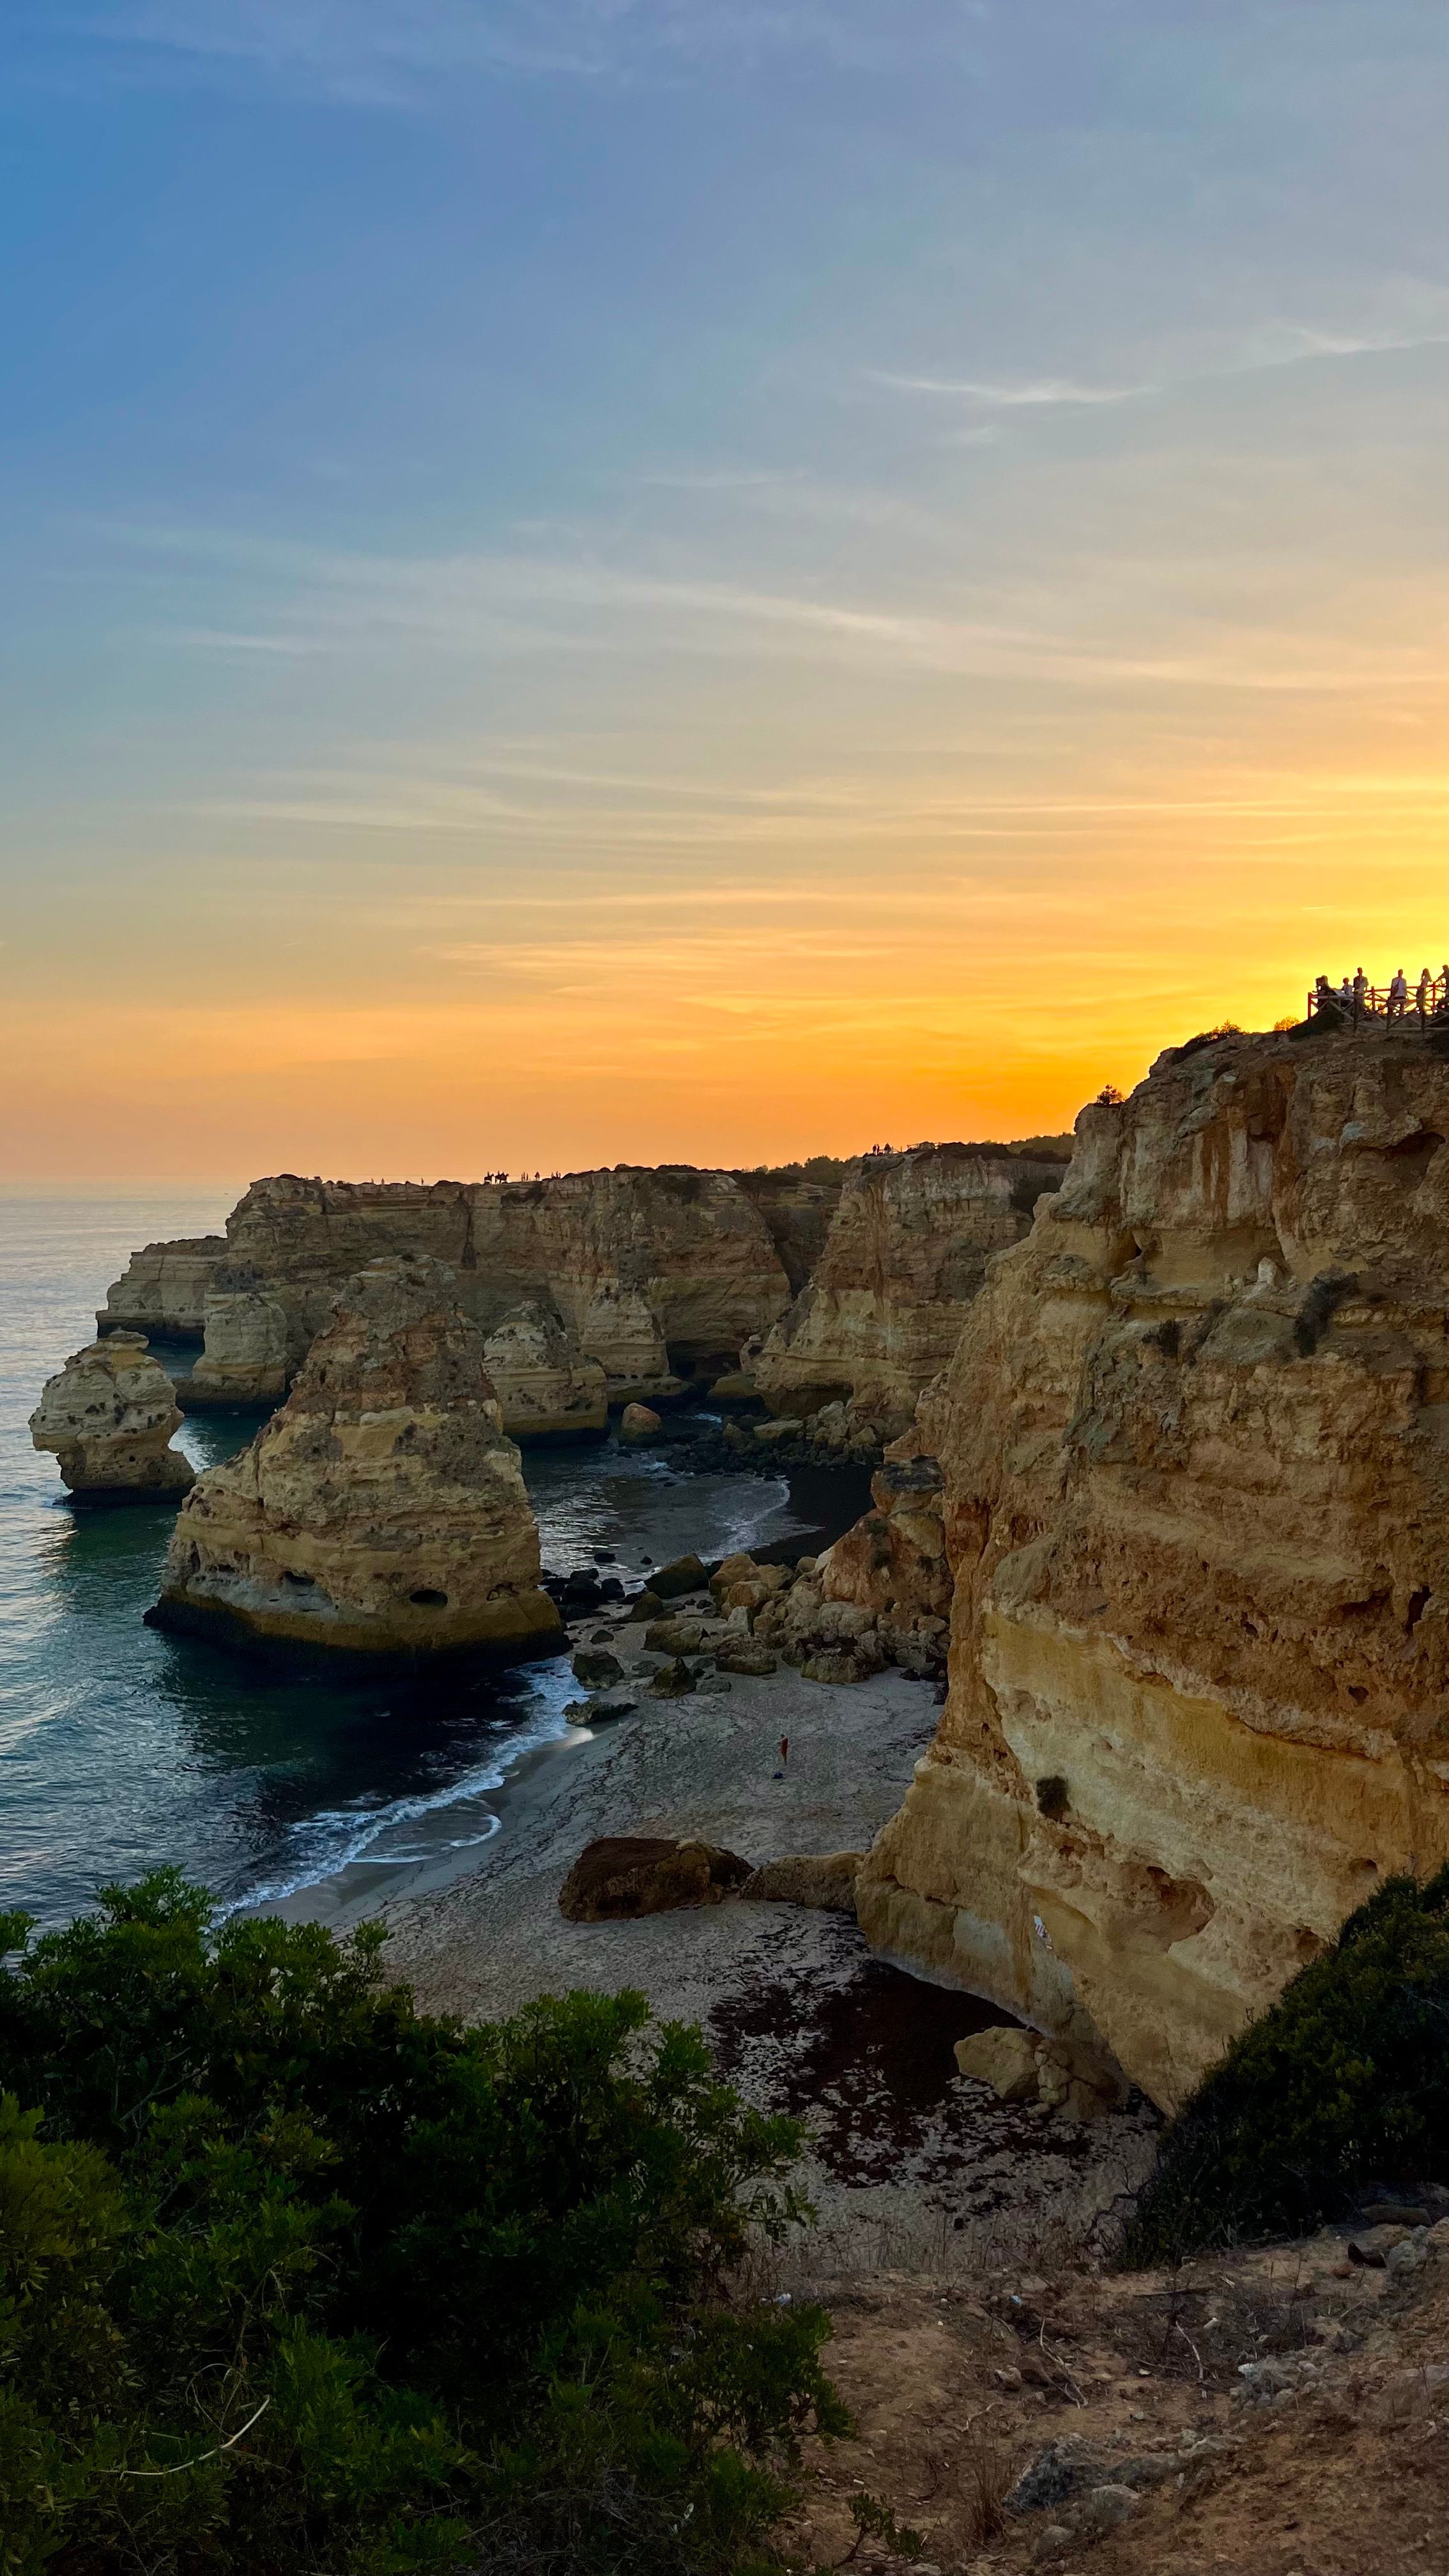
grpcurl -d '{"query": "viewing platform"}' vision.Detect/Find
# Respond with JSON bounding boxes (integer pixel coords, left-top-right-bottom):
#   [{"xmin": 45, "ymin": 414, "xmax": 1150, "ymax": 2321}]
[{"xmin": 1305, "ymin": 977, "xmax": 1449, "ymax": 1030}]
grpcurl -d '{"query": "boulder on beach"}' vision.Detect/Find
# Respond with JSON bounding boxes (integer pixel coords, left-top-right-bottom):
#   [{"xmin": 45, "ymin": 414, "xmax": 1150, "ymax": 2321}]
[
  {"xmin": 740, "ymin": 1851, "xmax": 864, "ymax": 1912},
  {"xmin": 647, "ymin": 1657, "xmax": 697, "ymax": 1698},
  {"xmin": 148, "ymin": 1254, "xmax": 560, "ymax": 1662},
  {"xmin": 558, "ymin": 1835, "xmax": 753, "ymax": 1921},
  {"xmin": 618, "ymin": 1402, "xmax": 662, "ymax": 1444},
  {"xmin": 650, "ymin": 1552, "xmax": 708, "ymax": 1600},
  {"xmin": 30, "ymin": 1335, "xmax": 195, "ymax": 1505},
  {"xmin": 714, "ymin": 1638, "xmax": 779, "ymax": 1677},
  {"xmin": 571, "ymin": 1647, "xmax": 625, "ymax": 1688}
]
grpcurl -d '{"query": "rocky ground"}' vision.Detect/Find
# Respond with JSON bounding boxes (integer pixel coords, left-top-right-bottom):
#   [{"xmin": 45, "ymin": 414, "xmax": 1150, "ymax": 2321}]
[{"xmin": 772, "ymin": 2211, "xmax": 1449, "ymax": 2576}]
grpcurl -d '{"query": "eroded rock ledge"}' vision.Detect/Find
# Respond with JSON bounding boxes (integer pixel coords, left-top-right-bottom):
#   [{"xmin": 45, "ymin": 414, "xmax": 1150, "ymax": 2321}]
[
  {"xmin": 150, "ymin": 1254, "xmax": 560, "ymax": 1662},
  {"xmin": 854, "ymin": 1027, "xmax": 1449, "ymax": 2110}
]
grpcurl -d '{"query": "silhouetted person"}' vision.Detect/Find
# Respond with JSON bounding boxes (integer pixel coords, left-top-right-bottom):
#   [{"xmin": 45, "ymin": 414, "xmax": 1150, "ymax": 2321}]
[
  {"xmin": 1353, "ymin": 966, "xmax": 1368, "ymax": 1018},
  {"xmin": 1389, "ymin": 967, "xmax": 1408, "ymax": 1021}
]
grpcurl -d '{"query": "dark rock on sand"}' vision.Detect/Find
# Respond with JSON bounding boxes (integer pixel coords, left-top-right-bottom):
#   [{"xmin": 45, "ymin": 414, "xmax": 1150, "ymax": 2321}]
[{"xmin": 558, "ymin": 1835, "xmax": 752, "ymax": 1922}]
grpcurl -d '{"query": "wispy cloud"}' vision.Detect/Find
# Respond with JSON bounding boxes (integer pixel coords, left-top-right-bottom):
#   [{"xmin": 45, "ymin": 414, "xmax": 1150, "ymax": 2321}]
[
  {"xmin": 45, "ymin": 0, "xmax": 991, "ymax": 99},
  {"xmin": 871, "ymin": 314, "xmax": 1449, "ymax": 417},
  {"xmin": 871, "ymin": 372, "xmax": 1149, "ymax": 408}
]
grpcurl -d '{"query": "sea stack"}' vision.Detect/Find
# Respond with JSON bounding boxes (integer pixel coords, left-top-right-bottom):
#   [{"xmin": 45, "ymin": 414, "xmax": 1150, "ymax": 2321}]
[
  {"xmin": 150, "ymin": 1254, "xmax": 561, "ymax": 1662},
  {"xmin": 30, "ymin": 1335, "xmax": 196, "ymax": 1505},
  {"xmin": 857, "ymin": 1024, "xmax": 1449, "ymax": 2111}
]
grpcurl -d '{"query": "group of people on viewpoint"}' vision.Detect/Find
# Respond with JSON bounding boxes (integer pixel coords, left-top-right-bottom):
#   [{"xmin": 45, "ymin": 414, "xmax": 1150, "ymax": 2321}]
[{"xmin": 1312, "ymin": 965, "xmax": 1449, "ymax": 1024}]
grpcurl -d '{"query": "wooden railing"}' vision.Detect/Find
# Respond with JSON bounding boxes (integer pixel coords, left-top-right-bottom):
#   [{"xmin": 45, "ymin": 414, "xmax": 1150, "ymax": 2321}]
[{"xmin": 1307, "ymin": 979, "xmax": 1449, "ymax": 1027}]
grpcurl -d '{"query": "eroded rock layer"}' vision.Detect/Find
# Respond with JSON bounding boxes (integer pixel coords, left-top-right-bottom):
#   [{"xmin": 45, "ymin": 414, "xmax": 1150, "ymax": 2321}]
[
  {"xmin": 751, "ymin": 1144, "xmax": 1063, "ymax": 1439},
  {"xmin": 31, "ymin": 1335, "xmax": 195, "ymax": 1503},
  {"xmin": 481, "ymin": 1302, "xmax": 608, "ymax": 1441},
  {"xmin": 858, "ymin": 1029, "xmax": 1449, "ymax": 2110},
  {"xmin": 98, "ymin": 1238, "xmax": 226, "ymax": 1342},
  {"xmin": 151, "ymin": 1254, "xmax": 560, "ymax": 1660}
]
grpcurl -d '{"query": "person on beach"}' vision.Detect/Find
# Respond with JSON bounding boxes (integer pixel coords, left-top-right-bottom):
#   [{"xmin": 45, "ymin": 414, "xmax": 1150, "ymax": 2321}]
[{"xmin": 779, "ymin": 1735, "xmax": 789, "ymax": 1769}]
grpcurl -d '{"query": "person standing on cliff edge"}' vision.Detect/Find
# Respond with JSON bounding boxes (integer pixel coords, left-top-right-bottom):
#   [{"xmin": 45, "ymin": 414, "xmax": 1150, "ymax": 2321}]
[{"xmin": 1389, "ymin": 967, "xmax": 1408, "ymax": 1021}]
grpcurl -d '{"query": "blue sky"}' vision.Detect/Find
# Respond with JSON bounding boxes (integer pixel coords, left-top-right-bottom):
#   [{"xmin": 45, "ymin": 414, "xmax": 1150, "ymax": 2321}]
[{"xmin": 3, "ymin": 2, "xmax": 1447, "ymax": 1178}]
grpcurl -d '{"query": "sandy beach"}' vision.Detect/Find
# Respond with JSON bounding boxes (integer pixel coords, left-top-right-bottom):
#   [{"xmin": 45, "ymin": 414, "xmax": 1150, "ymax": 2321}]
[{"xmin": 291, "ymin": 1591, "xmax": 1158, "ymax": 2273}]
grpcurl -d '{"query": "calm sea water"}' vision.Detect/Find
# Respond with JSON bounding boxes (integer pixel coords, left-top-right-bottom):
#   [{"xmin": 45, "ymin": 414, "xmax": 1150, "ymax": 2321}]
[{"xmin": 0, "ymin": 1198, "xmax": 812, "ymax": 1930}]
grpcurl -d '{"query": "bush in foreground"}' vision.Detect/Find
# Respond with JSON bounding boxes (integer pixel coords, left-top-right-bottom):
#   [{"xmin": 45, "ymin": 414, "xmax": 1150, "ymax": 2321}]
[
  {"xmin": 1126, "ymin": 1866, "xmax": 1449, "ymax": 2262},
  {"xmin": 0, "ymin": 1871, "xmax": 845, "ymax": 2576}
]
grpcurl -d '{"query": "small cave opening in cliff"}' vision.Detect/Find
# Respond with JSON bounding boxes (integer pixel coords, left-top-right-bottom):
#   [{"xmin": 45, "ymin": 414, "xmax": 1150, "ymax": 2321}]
[{"xmin": 409, "ymin": 1588, "xmax": 449, "ymax": 1609}]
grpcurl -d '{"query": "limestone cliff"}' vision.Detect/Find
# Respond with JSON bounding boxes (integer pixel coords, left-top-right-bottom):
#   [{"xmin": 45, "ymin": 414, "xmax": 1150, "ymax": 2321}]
[
  {"xmin": 150, "ymin": 1254, "xmax": 560, "ymax": 1660},
  {"xmin": 178, "ymin": 1167, "xmax": 791, "ymax": 1405},
  {"xmin": 31, "ymin": 1335, "xmax": 195, "ymax": 1503},
  {"xmin": 732, "ymin": 1165, "xmax": 845, "ymax": 1296},
  {"xmin": 857, "ymin": 1028, "xmax": 1449, "ymax": 2110},
  {"xmin": 481, "ymin": 1302, "xmax": 608, "ymax": 1440},
  {"xmin": 183, "ymin": 1264, "xmax": 291, "ymax": 1407},
  {"xmin": 751, "ymin": 1144, "xmax": 1061, "ymax": 1438},
  {"xmin": 98, "ymin": 1238, "xmax": 226, "ymax": 1342}
]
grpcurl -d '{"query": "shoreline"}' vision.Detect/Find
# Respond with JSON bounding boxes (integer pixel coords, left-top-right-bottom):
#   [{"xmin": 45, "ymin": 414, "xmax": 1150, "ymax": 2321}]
[{"xmin": 286, "ymin": 1590, "xmax": 1156, "ymax": 2268}]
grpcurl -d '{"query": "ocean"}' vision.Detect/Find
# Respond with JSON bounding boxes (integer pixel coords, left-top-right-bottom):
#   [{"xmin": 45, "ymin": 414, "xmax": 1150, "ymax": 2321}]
[{"xmin": 0, "ymin": 1196, "xmax": 820, "ymax": 1931}]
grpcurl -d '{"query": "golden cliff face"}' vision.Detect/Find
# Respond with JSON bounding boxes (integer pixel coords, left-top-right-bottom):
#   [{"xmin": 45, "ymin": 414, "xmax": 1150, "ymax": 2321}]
[
  {"xmin": 178, "ymin": 1167, "xmax": 792, "ymax": 1405},
  {"xmin": 751, "ymin": 1145, "xmax": 1058, "ymax": 1438},
  {"xmin": 151, "ymin": 1255, "xmax": 560, "ymax": 1662},
  {"xmin": 857, "ymin": 1028, "xmax": 1449, "ymax": 2110}
]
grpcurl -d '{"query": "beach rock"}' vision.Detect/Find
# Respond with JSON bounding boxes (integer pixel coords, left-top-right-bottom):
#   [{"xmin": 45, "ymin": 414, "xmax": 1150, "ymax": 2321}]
[
  {"xmin": 953, "ymin": 2027, "xmax": 1041, "ymax": 2102},
  {"xmin": 644, "ymin": 1615, "xmax": 706, "ymax": 1653},
  {"xmin": 859, "ymin": 1025, "xmax": 1449, "ymax": 2110},
  {"xmin": 751, "ymin": 1142, "xmax": 1065, "ymax": 1439},
  {"xmin": 482, "ymin": 1301, "xmax": 608, "ymax": 1441},
  {"xmin": 753, "ymin": 1416, "xmax": 802, "ymax": 1444},
  {"xmin": 97, "ymin": 1236, "xmax": 226, "ymax": 1340},
  {"xmin": 30, "ymin": 1335, "xmax": 195, "ymax": 1504},
  {"xmin": 558, "ymin": 1835, "xmax": 752, "ymax": 1921},
  {"xmin": 647, "ymin": 1657, "xmax": 697, "ymax": 1698},
  {"xmin": 618, "ymin": 1402, "xmax": 662, "ymax": 1443},
  {"xmin": 714, "ymin": 1639, "xmax": 779, "ymax": 1677},
  {"xmin": 800, "ymin": 1650, "xmax": 866, "ymax": 1685},
  {"xmin": 651, "ymin": 1553, "xmax": 708, "ymax": 1600},
  {"xmin": 572, "ymin": 1648, "xmax": 625, "ymax": 1688},
  {"xmin": 565, "ymin": 1691, "xmax": 638, "ymax": 1728},
  {"xmin": 150, "ymin": 1254, "xmax": 560, "ymax": 1662},
  {"xmin": 185, "ymin": 1266, "xmax": 291, "ymax": 1405},
  {"xmin": 631, "ymin": 1589, "xmax": 665, "ymax": 1620},
  {"xmin": 708, "ymin": 1373, "xmax": 758, "ymax": 1405},
  {"xmin": 740, "ymin": 1852, "xmax": 863, "ymax": 1912}
]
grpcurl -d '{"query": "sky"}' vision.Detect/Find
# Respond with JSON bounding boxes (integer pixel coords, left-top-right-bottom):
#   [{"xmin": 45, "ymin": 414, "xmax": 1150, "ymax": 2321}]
[{"xmin": 3, "ymin": 1, "xmax": 1446, "ymax": 1184}]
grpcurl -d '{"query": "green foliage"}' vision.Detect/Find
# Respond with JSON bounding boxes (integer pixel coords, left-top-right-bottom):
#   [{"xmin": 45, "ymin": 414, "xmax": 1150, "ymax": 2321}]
[
  {"xmin": 0, "ymin": 1872, "xmax": 842, "ymax": 2575},
  {"xmin": 1126, "ymin": 1867, "xmax": 1449, "ymax": 2262}
]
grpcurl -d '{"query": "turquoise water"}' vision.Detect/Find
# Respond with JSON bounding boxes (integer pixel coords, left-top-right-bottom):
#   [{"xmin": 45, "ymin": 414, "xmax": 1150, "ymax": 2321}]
[{"xmin": 0, "ymin": 1199, "xmax": 809, "ymax": 1929}]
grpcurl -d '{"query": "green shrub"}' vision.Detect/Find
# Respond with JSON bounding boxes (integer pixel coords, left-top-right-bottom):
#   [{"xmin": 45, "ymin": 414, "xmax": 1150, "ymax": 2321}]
[
  {"xmin": 0, "ymin": 1873, "xmax": 845, "ymax": 2575},
  {"xmin": 1126, "ymin": 1866, "xmax": 1449, "ymax": 2262}
]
